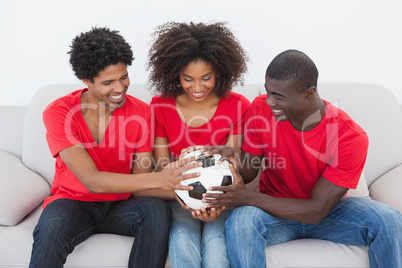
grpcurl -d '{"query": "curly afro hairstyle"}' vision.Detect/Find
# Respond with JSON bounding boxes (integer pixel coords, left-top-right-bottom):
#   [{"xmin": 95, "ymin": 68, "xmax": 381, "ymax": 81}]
[
  {"xmin": 68, "ymin": 27, "xmax": 134, "ymax": 82},
  {"xmin": 147, "ymin": 21, "xmax": 248, "ymax": 98}
]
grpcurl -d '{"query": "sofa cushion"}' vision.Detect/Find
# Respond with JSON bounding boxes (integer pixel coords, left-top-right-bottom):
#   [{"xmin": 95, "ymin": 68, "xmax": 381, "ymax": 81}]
[
  {"xmin": 266, "ymin": 238, "xmax": 369, "ymax": 267},
  {"xmin": 0, "ymin": 150, "xmax": 50, "ymax": 226},
  {"xmin": 369, "ymin": 164, "xmax": 402, "ymax": 213}
]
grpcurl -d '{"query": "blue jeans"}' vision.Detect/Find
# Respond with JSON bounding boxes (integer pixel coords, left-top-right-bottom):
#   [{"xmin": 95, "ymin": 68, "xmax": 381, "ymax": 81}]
[
  {"xmin": 29, "ymin": 196, "xmax": 172, "ymax": 268},
  {"xmin": 226, "ymin": 197, "xmax": 402, "ymax": 268},
  {"xmin": 168, "ymin": 200, "xmax": 231, "ymax": 268}
]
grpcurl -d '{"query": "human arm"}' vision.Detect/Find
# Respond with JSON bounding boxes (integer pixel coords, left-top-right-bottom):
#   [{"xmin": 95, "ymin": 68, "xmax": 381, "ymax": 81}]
[
  {"xmin": 132, "ymin": 150, "xmax": 178, "ymax": 199},
  {"xmin": 133, "ymin": 136, "xmax": 179, "ymax": 200},
  {"xmin": 59, "ymin": 145, "xmax": 201, "ymax": 194},
  {"xmin": 153, "ymin": 136, "xmax": 171, "ymax": 172},
  {"xmin": 204, "ymin": 164, "xmax": 348, "ymax": 225},
  {"xmin": 131, "ymin": 151, "xmax": 154, "ymax": 174}
]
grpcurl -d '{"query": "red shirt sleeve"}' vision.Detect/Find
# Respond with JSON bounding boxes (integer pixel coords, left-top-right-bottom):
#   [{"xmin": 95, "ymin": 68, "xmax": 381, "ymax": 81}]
[{"xmin": 43, "ymin": 92, "xmax": 84, "ymax": 157}]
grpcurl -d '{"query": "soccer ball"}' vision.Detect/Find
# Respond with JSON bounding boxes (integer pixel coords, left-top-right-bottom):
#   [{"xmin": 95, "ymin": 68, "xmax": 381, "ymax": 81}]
[{"xmin": 175, "ymin": 150, "xmax": 233, "ymax": 210}]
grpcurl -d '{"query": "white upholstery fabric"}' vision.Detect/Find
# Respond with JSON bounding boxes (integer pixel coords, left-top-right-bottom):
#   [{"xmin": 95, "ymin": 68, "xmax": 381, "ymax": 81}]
[
  {"xmin": 369, "ymin": 164, "xmax": 402, "ymax": 213},
  {"xmin": 265, "ymin": 239, "xmax": 369, "ymax": 267},
  {"xmin": 0, "ymin": 150, "xmax": 50, "ymax": 226},
  {"xmin": 0, "ymin": 106, "xmax": 28, "ymax": 158}
]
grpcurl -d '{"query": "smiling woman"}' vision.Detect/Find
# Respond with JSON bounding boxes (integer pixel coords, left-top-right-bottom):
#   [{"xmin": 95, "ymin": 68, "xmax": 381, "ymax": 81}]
[
  {"xmin": 179, "ymin": 61, "xmax": 215, "ymax": 102},
  {"xmin": 140, "ymin": 21, "xmax": 250, "ymax": 268}
]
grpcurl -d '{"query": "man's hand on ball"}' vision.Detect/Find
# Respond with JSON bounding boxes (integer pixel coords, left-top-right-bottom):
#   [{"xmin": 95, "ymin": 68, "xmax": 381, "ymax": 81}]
[
  {"xmin": 191, "ymin": 207, "xmax": 226, "ymax": 222},
  {"xmin": 202, "ymin": 146, "xmax": 241, "ymax": 168},
  {"xmin": 179, "ymin": 146, "xmax": 204, "ymax": 160},
  {"xmin": 202, "ymin": 163, "xmax": 249, "ymax": 207},
  {"xmin": 159, "ymin": 156, "xmax": 202, "ymax": 191}
]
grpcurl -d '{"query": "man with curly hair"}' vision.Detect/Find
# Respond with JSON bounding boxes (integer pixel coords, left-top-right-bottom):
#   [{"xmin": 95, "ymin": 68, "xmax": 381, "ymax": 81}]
[{"xmin": 29, "ymin": 27, "xmax": 201, "ymax": 268}]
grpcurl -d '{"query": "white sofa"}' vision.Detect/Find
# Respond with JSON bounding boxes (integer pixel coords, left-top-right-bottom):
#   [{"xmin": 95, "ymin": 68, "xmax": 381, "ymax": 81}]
[{"xmin": 1, "ymin": 82, "xmax": 401, "ymax": 268}]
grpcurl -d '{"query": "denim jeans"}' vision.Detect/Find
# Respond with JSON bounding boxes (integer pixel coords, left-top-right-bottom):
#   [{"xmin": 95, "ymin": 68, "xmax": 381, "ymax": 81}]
[
  {"xmin": 29, "ymin": 196, "xmax": 172, "ymax": 268},
  {"xmin": 226, "ymin": 197, "xmax": 402, "ymax": 268},
  {"xmin": 168, "ymin": 200, "xmax": 231, "ymax": 268}
]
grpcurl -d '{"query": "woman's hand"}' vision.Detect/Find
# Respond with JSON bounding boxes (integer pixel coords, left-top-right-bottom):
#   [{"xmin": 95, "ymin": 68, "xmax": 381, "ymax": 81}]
[
  {"xmin": 191, "ymin": 206, "xmax": 226, "ymax": 222},
  {"xmin": 175, "ymin": 192, "xmax": 193, "ymax": 211},
  {"xmin": 175, "ymin": 192, "xmax": 225, "ymax": 222}
]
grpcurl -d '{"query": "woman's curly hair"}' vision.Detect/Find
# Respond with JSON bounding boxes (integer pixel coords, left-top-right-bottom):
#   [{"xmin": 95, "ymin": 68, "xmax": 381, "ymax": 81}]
[
  {"xmin": 68, "ymin": 27, "xmax": 134, "ymax": 82},
  {"xmin": 147, "ymin": 22, "xmax": 248, "ymax": 98}
]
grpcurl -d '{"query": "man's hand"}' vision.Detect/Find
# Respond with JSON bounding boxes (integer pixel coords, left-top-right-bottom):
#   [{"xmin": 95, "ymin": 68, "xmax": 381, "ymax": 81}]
[
  {"xmin": 179, "ymin": 145, "xmax": 204, "ymax": 160},
  {"xmin": 201, "ymin": 146, "xmax": 242, "ymax": 167},
  {"xmin": 158, "ymin": 156, "xmax": 202, "ymax": 191},
  {"xmin": 202, "ymin": 163, "xmax": 250, "ymax": 208}
]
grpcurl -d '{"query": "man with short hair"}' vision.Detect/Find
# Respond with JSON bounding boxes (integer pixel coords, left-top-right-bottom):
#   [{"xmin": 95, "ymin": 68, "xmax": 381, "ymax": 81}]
[
  {"xmin": 204, "ymin": 49, "xmax": 402, "ymax": 268},
  {"xmin": 29, "ymin": 27, "xmax": 200, "ymax": 268}
]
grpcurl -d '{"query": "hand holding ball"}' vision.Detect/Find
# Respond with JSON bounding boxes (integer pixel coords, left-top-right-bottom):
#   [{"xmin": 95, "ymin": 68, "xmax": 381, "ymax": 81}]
[{"xmin": 175, "ymin": 150, "xmax": 233, "ymax": 210}]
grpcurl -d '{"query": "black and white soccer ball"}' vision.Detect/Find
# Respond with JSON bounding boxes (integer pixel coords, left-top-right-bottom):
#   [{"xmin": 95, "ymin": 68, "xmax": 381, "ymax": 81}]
[{"xmin": 175, "ymin": 150, "xmax": 233, "ymax": 210}]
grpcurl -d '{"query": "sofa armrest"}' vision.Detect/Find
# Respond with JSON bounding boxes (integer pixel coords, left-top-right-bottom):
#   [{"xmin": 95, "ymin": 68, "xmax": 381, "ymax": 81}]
[
  {"xmin": 369, "ymin": 163, "xmax": 402, "ymax": 213},
  {"xmin": 0, "ymin": 150, "xmax": 50, "ymax": 226}
]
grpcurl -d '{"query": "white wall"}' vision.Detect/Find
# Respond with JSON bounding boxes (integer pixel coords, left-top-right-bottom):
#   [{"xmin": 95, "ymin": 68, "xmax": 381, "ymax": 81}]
[{"xmin": 1, "ymin": 0, "xmax": 401, "ymax": 106}]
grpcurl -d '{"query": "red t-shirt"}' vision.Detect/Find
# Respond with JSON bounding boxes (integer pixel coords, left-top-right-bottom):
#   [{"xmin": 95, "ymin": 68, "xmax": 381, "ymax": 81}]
[
  {"xmin": 242, "ymin": 95, "xmax": 368, "ymax": 199},
  {"xmin": 151, "ymin": 92, "xmax": 250, "ymax": 160},
  {"xmin": 42, "ymin": 89, "xmax": 152, "ymax": 208}
]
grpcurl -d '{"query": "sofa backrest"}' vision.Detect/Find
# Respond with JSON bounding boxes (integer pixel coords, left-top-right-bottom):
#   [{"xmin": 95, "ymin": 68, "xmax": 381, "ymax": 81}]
[
  {"xmin": 20, "ymin": 83, "xmax": 402, "ymax": 187},
  {"xmin": 22, "ymin": 84, "xmax": 83, "ymax": 185},
  {"xmin": 0, "ymin": 106, "xmax": 28, "ymax": 158},
  {"xmin": 318, "ymin": 83, "xmax": 402, "ymax": 185}
]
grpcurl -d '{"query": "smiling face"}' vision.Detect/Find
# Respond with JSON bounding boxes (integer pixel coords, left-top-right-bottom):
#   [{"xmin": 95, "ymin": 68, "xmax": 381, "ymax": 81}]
[
  {"xmin": 264, "ymin": 76, "xmax": 312, "ymax": 129},
  {"xmin": 83, "ymin": 62, "xmax": 130, "ymax": 111},
  {"xmin": 179, "ymin": 60, "xmax": 216, "ymax": 103}
]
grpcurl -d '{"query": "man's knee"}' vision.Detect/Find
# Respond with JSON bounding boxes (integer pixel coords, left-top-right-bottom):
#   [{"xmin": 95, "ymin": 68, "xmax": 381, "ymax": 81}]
[
  {"xmin": 135, "ymin": 197, "xmax": 172, "ymax": 229},
  {"xmin": 226, "ymin": 206, "xmax": 264, "ymax": 232}
]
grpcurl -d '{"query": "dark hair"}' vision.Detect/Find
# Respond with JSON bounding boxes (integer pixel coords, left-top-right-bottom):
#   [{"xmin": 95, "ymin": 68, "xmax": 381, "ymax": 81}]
[
  {"xmin": 68, "ymin": 27, "xmax": 134, "ymax": 82},
  {"xmin": 147, "ymin": 21, "xmax": 248, "ymax": 98},
  {"xmin": 266, "ymin": 49, "xmax": 318, "ymax": 91}
]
